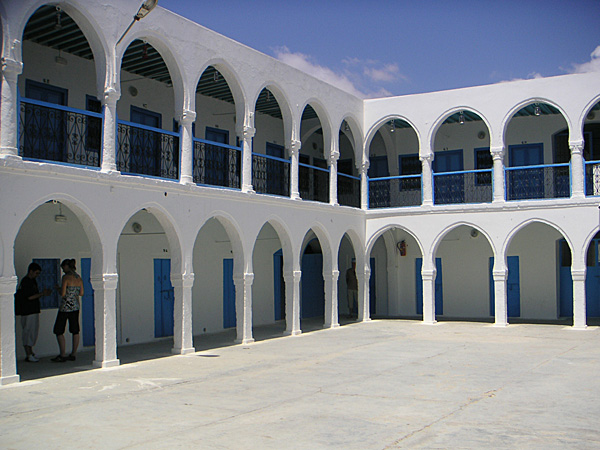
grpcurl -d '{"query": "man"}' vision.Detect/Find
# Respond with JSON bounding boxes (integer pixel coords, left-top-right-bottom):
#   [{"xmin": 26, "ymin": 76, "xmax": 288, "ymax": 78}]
[
  {"xmin": 346, "ymin": 261, "xmax": 358, "ymax": 318},
  {"xmin": 17, "ymin": 262, "xmax": 51, "ymax": 362}
]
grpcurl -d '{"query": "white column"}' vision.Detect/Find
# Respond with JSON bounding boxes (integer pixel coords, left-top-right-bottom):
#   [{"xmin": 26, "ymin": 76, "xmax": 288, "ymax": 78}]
[
  {"xmin": 492, "ymin": 267, "xmax": 508, "ymax": 327},
  {"xmin": 572, "ymin": 268, "xmax": 587, "ymax": 329},
  {"xmin": 0, "ymin": 57, "xmax": 23, "ymax": 159},
  {"xmin": 420, "ymin": 154, "xmax": 434, "ymax": 206},
  {"xmin": 421, "ymin": 268, "xmax": 437, "ymax": 324},
  {"xmin": 171, "ymin": 273, "xmax": 195, "ymax": 354},
  {"xmin": 234, "ymin": 272, "xmax": 254, "ymax": 344},
  {"xmin": 491, "ymin": 146, "xmax": 506, "ymax": 203},
  {"xmin": 284, "ymin": 270, "xmax": 301, "ymax": 335},
  {"xmin": 100, "ymin": 89, "xmax": 121, "ymax": 173},
  {"xmin": 91, "ymin": 273, "xmax": 120, "ymax": 368},
  {"xmin": 570, "ymin": 141, "xmax": 585, "ymax": 199},
  {"xmin": 289, "ymin": 139, "xmax": 301, "ymax": 200},
  {"xmin": 360, "ymin": 161, "xmax": 370, "ymax": 209},
  {"xmin": 324, "ymin": 269, "xmax": 340, "ymax": 328},
  {"xmin": 178, "ymin": 110, "xmax": 196, "ymax": 185},
  {"xmin": 0, "ymin": 276, "xmax": 20, "ymax": 385},
  {"xmin": 329, "ymin": 146, "xmax": 340, "ymax": 206},
  {"xmin": 240, "ymin": 126, "xmax": 255, "ymax": 193},
  {"xmin": 357, "ymin": 265, "xmax": 371, "ymax": 322}
]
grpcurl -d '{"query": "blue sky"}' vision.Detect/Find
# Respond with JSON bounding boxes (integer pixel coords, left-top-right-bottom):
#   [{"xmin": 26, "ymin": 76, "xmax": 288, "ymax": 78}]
[{"xmin": 158, "ymin": 0, "xmax": 600, "ymax": 98}]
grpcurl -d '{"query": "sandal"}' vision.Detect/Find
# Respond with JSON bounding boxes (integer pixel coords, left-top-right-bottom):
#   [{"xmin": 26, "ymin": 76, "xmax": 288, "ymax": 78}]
[
  {"xmin": 66, "ymin": 355, "xmax": 76, "ymax": 361},
  {"xmin": 51, "ymin": 355, "xmax": 67, "ymax": 363}
]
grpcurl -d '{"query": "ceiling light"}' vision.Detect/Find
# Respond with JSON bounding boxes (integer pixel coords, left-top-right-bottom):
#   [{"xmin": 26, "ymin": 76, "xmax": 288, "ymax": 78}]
[
  {"xmin": 459, "ymin": 111, "xmax": 465, "ymax": 125},
  {"xmin": 534, "ymin": 104, "xmax": 541, "ymax": 116}
]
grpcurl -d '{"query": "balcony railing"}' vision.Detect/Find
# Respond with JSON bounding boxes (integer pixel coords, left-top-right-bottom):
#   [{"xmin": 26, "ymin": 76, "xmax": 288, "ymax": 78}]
[
  {"xmin": 117, "ymin": 120, "xmax": 179, "ymax": 180},
  {"xmin": 18, "ymin": 97, "xmax": 102, "ymax": 168},
  {"xmin": 505, "ymin": 163, "xmax": 570, "ymax": 201},
  {"xmin": 433, "ymin": 169, "xmax": 492, "ymax": 205},
  {"xmin": 338, "ymin": 172, "xmax": 361, "ymax": 208},
  {"xmin": 585, "ymin": 160, "xmax": 600, "ymax": 197},
  {"xmin": 299, "ymin": 163, "xmax": 329, "ymax": 203},
  {"xmin": 252, "ymin": 153, "xmax": 290, "ymax": 196},
  {"xmin": 369, "ymin": 175, "xmax": 422, "ymax": 209},
  {"xmin": 193, "ymin": 138, "xmax": 241, "ymax": 189}
]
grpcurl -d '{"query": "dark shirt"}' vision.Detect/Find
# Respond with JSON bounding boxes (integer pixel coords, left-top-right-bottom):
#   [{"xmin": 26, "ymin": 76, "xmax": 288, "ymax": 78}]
[{"xmin": 19, "ymin": 276, "xmax": 41, "ymax": 316}]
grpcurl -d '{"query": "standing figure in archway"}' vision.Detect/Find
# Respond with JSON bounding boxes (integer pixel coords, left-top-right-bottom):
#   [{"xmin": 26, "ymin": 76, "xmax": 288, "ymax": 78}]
[
  {"xmin": 346, "ymin": 261, "xmax": 358, "ymax": 318},
  {"xmin": 52, "ymin": 259, "xmax": 84, "ymax": 362}
]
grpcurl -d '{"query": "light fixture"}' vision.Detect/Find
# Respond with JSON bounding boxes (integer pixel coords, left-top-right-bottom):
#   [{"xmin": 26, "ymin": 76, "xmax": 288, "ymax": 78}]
[
  {"xmin": 55, "ymin": 49, "xmax": 67, "ymax": 66},
  {"xmin": 116, "ymin": 0, "xmax": 159, "ymax": 46},
  {"xmin": 390, "ymin": 120, "xmax": 395, "ymax": 133},
  {"xmin": 344, "ymin": 121, "xmax": 350, "ymax": 132},
  {"xmin": 54, "ymin": 6, "xmax": 62, "ymax": 30},
  {"xmin": 534, "ymin": 103, "xmax": 541, "ymax": 116},
  {"xmin": 459, "ymin": 111, "xmax": 465, "ymax": 125},
  {"xmin": 213, "ymin": 71, "xmax": 219, "ymax": 82},
  {"xmin": 55, "ymin": 202, "xmax": 67, "ymax": 223}
]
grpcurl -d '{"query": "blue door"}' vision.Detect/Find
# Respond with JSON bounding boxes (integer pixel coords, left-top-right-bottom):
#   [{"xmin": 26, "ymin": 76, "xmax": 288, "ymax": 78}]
[
  {"xmin": 32, "ymin": 258, "xmax": 60, "ymax": 309},
  {"xmin": 273, "ymin": 249, "xmax": 285, "ymax": 321},
  {"xmin": 81, "ymin": 258, "xmax": 95, "ymax": 347},
  {"xmin": 508, "ymin": 143, "xmax": 544, "ymax": 200},
  {"xmin": 416, "ymin": 258, "xmax": 443, "ymax": 315},
  {"xmin": 434, "ymin": 150, "xmax": 464, "ymax": 204},
  {"xmin": 130, "ymin": 106, "xmax": 162, "ymax": 176},
  {"xmin": 223, "ymin": 258, "xmax": 236, "ymax": 328},
  {"xmin": 301, "ymin": 253, "xmax": 325, "ymax": 318},
  {"xmin": 153, "ymin": 259, "xmax": 174, "ymax": 338},
  {"xmin": 560, "ymin": 237, "xmax": 600, "ymax": 318},
  {"xmin": 489, "ymin": 256, "xmax": 520, "ymax": 317}
]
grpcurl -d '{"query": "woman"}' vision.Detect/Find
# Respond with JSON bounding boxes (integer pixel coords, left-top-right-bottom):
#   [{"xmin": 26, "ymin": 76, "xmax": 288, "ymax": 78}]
[{"xmin": 51, "ymin": 259, "xmax": 84, "ymax": 362}]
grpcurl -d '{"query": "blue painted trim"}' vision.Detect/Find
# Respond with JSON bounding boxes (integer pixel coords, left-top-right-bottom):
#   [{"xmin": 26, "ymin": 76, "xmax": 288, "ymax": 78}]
[
  {"xmin": 253, "ymin": 152, "xmax": 291, "ymax": 164},
  {"xmin": 299, "ymin": 162, "xmax": 330, "ymax": 173},
  {"xmin": 193, "ymin": 137, "xmax": 242, "ymax": 152},
  {"xmin": 19, "ymin": 96, "xmax": 103, "ymax": 118},
  {"xmin": 504, "ymin": 162, "xmax": 569, "ymax": 172},
  {"xmin": 118, "ymin": 119, "xmax": 179, "ymax": 137},
  {"xmin": 432, "ymin": 168, "xmax": 493, "ymax": 177},
  {"xmin": 338, "ymin": 172, "xmax": 360, "ymax": 181},
  {"xmin": 21, "ymin": 157, "xmax": 101, "ymax": 171},
  {"xmin": 368, "ymin": 174, "xmax": 422, "ymax": 181}
]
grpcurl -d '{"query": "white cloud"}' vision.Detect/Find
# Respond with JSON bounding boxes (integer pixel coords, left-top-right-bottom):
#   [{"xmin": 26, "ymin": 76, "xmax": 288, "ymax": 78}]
[
  {"xmin": 364, "ymin": 63, "xmax": 401, "ymax": 82},
  {"xmin": 570, "ymin": 45, "xmax": 600, "ymax": 73}
]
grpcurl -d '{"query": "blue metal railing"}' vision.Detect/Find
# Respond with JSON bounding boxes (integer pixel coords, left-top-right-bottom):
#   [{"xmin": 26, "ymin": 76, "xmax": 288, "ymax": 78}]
[
  {"xmin": 338, "ymin": 172, "xmax": 361, "ymax": 208},
  {"xmin": 505, "ymin": 162, "xmax": 570, "ymax": 201},
  {"xmin": 299, "ymin": 162, "xmax": 329, "ymax": 203},
  {"xmin": 117, "ymin": 120, "xmax": 179, "ymax": 180},
  {"xmin": 252, "ymin": 152, "xmax": 290, "ymax": 196},
  {"xmin": 368, "ymin": 174, "xmax": 422, "ymax": 208},
  {"xmin": 585, "ymin": 160, "xmax": 600, "ymax": 197},
  {"xmin": 433, "ymin": 168, "xmax": 493, "ymax": 205},
  {"xmin": 18, "ymin": 97, "xmax": 102, "ymax": 168},
  {"xmin": 193, "ymin": 138, "xmax": 241, "ymax": 189}
]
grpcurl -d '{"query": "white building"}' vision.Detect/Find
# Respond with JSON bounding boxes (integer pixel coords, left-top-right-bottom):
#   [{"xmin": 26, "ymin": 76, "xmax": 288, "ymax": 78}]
[{"xmin": 1, "ymin": 0, "xmax": 599, "ymax": 385}]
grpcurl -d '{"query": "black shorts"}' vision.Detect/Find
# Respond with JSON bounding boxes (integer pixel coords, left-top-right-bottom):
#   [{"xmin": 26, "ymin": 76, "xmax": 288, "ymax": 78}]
[{"xmin": 53, "ymin": 311, "xmax": 80, "ymax": 335}]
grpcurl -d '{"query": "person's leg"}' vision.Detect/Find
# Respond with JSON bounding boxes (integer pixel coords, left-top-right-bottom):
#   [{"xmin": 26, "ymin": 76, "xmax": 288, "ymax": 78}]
[
  {"xmin": 52, "ymin": 312, "xmax": 68, "ymax": 361},
  {"xmin": 56, "ymin": 334, "xmax": 66, "ymax": 357},
  {"xmin": 68, "ymin": 311, "xmax": 80, "ymax": 358},
  {"xmin": 30, "ymin": 313, "xmax": 39, "ymax": 355},
  {"xmin": 71, "ymin": 334, "xmax": 80, "ymax": 357}
]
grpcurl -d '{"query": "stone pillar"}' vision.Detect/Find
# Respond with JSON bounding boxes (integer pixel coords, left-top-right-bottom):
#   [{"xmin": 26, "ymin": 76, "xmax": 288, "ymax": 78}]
[
  {"xmin": 234, "ymin": 272, "xmax": 254, "ymax": 344},
  {"xmin": 572, "ymin": 268, "xmax": 587, "ymax": 329},
  {"xmin": 0, "ymin": 276, "xmax": 19, "ymax": 385},
  {"xmin": 100, "ymin": 89, "xmax": 121, "ymax": 173},
  {"xmin": 91, "ymin": 273, "xmax": 120, "ymax": 368},
  {"xmin": 178, "ymin": 110, "xmax": 196, "ymax": 185},
  {"xmin": 360, "ymin": 161, "xmax": 370, "ymax": 210},
  {"xmin": 171, "ymin": 273, "xmax": 195, "ymax": 354},
  {"xmin": 329, "ymin": 148, "xmax": 340, "ymax": 206},
  {"xmin": 421, "ymin": 268, "xmax": 437, "ymax": 324},
  {"xmin": 357, "ymin": 265, "xmax": 371, "ymax": 322},
  {"xmin": 570, "ymin": 141, "xmax": 585, "ymax": 199},
  {"xmin": 420, "ymin": 154, "xmax": 434, "ymax": 206},
  {"xmin": 240, "ymin": 126, "xmax": 255, "ymax": 193},
  {"xmin": 324, "ymin": 269, "xmax": 340, "ymax": 328},
  {"xmin": 289, "ymin": 139, "xmax": 301, "ymax": 200},
  {"xmin": 491, "ymin": 146, "xmax": 506, "ymax": 203},
  {"xmin": 284, "ymin": 270, "xmax": 301, "ymax": 335},
  {"xmin": 0, "ymin": 56, "xmax": 23, "ymax": 159},
  {"xmin": 492, "ymin": 267, "xmax": 508, "ymax": 327}
]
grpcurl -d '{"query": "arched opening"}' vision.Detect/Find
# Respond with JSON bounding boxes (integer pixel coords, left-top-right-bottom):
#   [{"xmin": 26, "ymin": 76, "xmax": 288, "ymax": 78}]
[
  {"xmin": 338, "ymin": 234, "xmax": 357, "ymax": 321},
  {"xmin": 368, "ymin": 119, "xmax": 420, "ymax": 208},
  {"xmin": 253, "ymin": 88, "xmax": 289, "ymax": 196},
  {"xmin": 505, "ymin": 102, "xmax": 569, "ymax": 201},
  {"xmin": 581, "ymin": 100, "xmax": 600, "ymax": 196},
  {"xmin": 193, "ymin": 66, "xmax": 241, "ymax": 189},
  {"xmin": 300, "ymin": 105, "xmax": 328, "ymax": 203},
  {"xmin": 300, "ymin": 232, "xmax": 325, "ymax": 330},
  {"xmin": 19, "ymin": 5, "xmax": 101, "ymax": 167},
  {"xmin": 433, "ymin": 225, "xmax": 494, "ymax": 321},
  {"xmin": 338, "ymin": 121, "xmax": 360, "ymax": 207},
  {"xmin": 432, "ymin": 111, "xmax": 492, "ymax": 205},
  {"xmin": 14, "ymin": 201, "xmax": 94, "ymax": 380},
  {"xmin": 117, "ymin": 40, "xmax": 178, "ymax": 179}
]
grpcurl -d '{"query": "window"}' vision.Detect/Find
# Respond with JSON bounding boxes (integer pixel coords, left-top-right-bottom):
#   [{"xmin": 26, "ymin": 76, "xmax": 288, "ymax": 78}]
[
  {"xmin": 399, "ymin": 154, "xmax": 421, "ymax": 189},
  {"xmin": 475, "ymin": 147, "xmax": 492, "ymax": 185}
]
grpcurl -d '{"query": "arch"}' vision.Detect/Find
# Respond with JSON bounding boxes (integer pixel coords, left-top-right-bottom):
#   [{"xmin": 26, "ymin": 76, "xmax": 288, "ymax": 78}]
[
  {"xmin": 365, "ymin": 115, "xmax": 422, "ymax": 157},
  {"xmin": 429, "ymin": 106, "xmax": 492, "ymax": 151},
  {"xmin": 254, "ymin": 217, "xmax": 294, "ymax": 271},
  {"xmin": 339, "ymin": 114, "xmax": 364, "ymax": 163},
  {"xmin": 300, "ymin": 99, "xmax": 333, "ymax": 158},
  {"xmin": 501, "ymin": 98, "xmax": 572, "ymax": 146},
  {"xmin": 250, "ymin": 82, "xmax": 294, "ymax": 142},
  {"xmin": 194, "ymin": 211, "xmax": 245, "ymax": 275},
  {"xmin": 503, "ymin": 218, "xmax": 571, "ymax": 266},
  {"xmin": 366, "ymin": 224, "xmax": 425, "ymax": 260},
  {"xmin": 430, "ymin": 222, "xmax": 496, "ymax": 259},
  {"xmin": 580, "ymin": 95, "xmax": 600, "ymax": 139},
  {"xmin": 301, "ymin": 223, "xmax": 334, "ymax": 272}
]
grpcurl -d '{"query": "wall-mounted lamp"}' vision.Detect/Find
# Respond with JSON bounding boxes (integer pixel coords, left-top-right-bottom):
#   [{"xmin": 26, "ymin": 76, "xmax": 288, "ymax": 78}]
[
  {"xmin": 116, "ymin": 0, "xmax": 159, "ymax": 46},
  {"xmin": 390, "ymin": 120, "xmax": 395, "ymax": 133},
  {"xmin": 54, "ymin": 6, "xmax": 62, "ymax": 30},
  {"xmin": 534, "ymin": 103, "xmax": 541, "ymax": 116},
  {"xmin": 459, "ymin": 111, "xmax": 465, "ymax": 125},
  {"xmin": 54, "ymin": 201, "xmax": 67, "ymax": 223}
]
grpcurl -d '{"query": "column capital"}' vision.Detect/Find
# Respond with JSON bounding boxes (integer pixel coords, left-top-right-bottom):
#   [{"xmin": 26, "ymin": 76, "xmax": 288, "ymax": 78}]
[
  {"xmin": 90, "ymin": 273, "xmax": 119, "ymax": 290},
  {"xmin": 331, "ymin": 269, "xmax": 340, "ymax": 280},
  {"xmin": 492, "ymin": 269, "xmax": 508, "ymax": 281},
  {"xmin": 328, "ymin": 150, "xmax": 340, "ymax": 165},
  {"xmin": 1, "ymin": 57, "xmax": 23, "ymax": 76},
  {"xmin": 419, "ymin": 153, "xmax": 434, "ymax": 163},
  {"xmin": 360, "ymin": 160, "xmax": 370, "ymax": 174},
  {"xmin": 171, "ymin": 273, "xmax": 195, "ymax": 288},
  {"xmin": 420, "ymin": 268, "xmax": 436, "ymax": 281},
  {"xmin": 242, "ymin": 126, "xmax": 255, "ymax": 139},
  {"xmin": 571, "ymin": 268, "xmax": 586, "ymax": 281},
  {"xmin": 0, "ymin": 276, "xmax": 18, "ymax": 295},
  {"xmin": 102, "ymin": 88, "xmax": 120, "ymax": 106},
  {"xmin": 177, "ymin": 109, "xmax": 196, "ymax": 125},
  {"xmin": 569, "ymin": 141, "xmax": 584, "ymax": 154},
  {"xmin": 289, "ymin": 139, "xmax": 302, "ymax": 155},
  {"xmin": 491, "ymin": 146, "xmax": 505, "ymax": 158}
]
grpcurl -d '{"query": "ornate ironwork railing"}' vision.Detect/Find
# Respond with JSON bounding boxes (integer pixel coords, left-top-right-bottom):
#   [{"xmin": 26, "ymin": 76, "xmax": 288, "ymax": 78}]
[
  {"xmin": 18, "ymin": 97, "xmax": 102, "ymax": 168},
  {"xmin": 252, "ymin": 153, "xmax": 290, "ymax": 196},
  {"xmin": 117, "ymin": 120, "xmax": 179, "ymax": 180},
  {"xmin": 585, "ymin": 160, "xmax": 600, "ymax": 197},
  {"xmin": 299, "ymin": 163, "xmax": 329, "ymax": 203},
  {"xmin": 193, "ymin": 138, "xmax": 241, "ymax": 189},
  {"xmin": 338, "ymin": 172, "xmax": 361, "ymax": 208},
  {"xmin": 505, "ymin": 163, "xmax": 570, "ymax": 201},
  {"xmin": 433, "ymin": 169, "xmax": 493, "ymax": 205},
  {"xmin": 368, "ymin": 175, "xmax": 422, "ymax": 209}
]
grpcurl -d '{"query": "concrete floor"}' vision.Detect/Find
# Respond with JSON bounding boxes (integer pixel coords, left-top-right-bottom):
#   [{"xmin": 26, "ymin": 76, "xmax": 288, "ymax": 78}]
[{"xmin": 1, "ymin": 319, "xmax": 599, "ymax": 449}]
